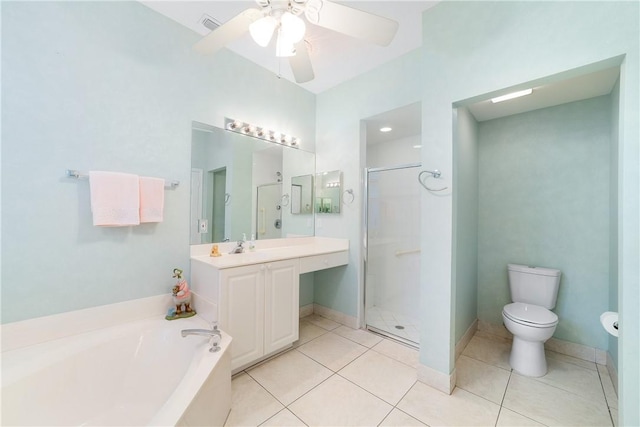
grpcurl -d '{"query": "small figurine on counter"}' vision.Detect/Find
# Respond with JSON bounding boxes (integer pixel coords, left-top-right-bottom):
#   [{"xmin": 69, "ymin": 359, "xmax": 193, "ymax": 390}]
[
  {"xmin": 165, "ymin": 268, "xmax": 196, "ymax": 320},
  {"xmin": 210, "ymin": 244, "xmax": 221, "ymax": 257}
]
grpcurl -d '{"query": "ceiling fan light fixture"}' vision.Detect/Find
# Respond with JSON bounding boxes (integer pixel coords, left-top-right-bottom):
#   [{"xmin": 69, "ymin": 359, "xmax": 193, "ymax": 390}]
[
  {"xmin": 275, "ymin": 28, "xmax": 296, "ymax": 57},
  {"xmin": 249, "ymin": 15, "xmax": 277, "ymax": 47},
  {"xmin": 280, "ymin": 12, "xmax": 306, "ymax": 43}
]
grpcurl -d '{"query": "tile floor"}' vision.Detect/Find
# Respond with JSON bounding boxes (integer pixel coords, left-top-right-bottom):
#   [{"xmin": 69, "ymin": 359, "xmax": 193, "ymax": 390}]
[{"xmin": 225, "ymin": 315, "xmax": 618, "ymax": 427}]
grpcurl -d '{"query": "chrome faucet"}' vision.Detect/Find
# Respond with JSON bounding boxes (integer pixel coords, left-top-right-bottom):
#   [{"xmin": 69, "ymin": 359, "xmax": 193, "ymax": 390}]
[
  {"xmin": 181, "ymin": 323, "xmax": 222, "ymax": 353},
  {"xmin": 229, "ymin": 239, "xmax": 245, "ymax": 254}
]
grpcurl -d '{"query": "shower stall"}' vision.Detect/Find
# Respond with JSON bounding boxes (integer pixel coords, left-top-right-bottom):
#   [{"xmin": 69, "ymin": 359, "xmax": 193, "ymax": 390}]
[
  {"xmin": 256, "ymin": 182, "xmax": 283, "ymax": 240},
  {"xmin": 364, "ymin": 163, "xmax": 421, "ymax": 345}
]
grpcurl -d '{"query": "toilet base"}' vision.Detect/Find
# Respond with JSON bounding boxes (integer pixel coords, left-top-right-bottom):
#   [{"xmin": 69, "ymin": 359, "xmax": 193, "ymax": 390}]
[{"xmin": 509, "ymin": 336, "xmax": 547, "ymax": 377}]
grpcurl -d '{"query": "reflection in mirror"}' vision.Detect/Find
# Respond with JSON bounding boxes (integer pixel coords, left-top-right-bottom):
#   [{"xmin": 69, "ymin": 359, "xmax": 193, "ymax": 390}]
[
  {"xmin": 315, "ymin": 170, "xmax": 342, "ymax": 214},
  {"xmin": 190, "ymin": 121, "xmax": 315, "ymax": 244},
  {"xmin": 291, "ymin": 175, "xmax": 313, "ymax": 215}
]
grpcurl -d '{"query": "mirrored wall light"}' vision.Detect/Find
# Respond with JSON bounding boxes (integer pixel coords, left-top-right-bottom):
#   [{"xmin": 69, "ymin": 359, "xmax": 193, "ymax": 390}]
[{"xmin": 225, "ymin": 117, "xmax": 301, "ymax": 149}]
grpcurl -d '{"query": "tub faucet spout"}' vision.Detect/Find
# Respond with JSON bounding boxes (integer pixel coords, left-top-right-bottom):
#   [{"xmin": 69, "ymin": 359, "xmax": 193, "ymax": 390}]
[{"xmin": 181, "ymin": 323, "xmax": 222, "ymax": 353}]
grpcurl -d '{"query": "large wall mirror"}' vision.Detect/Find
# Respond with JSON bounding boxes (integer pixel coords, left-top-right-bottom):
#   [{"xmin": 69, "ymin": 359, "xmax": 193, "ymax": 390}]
[{"xmin": 190, "ymin": 121, "xmax": 315, "ymax": 244}]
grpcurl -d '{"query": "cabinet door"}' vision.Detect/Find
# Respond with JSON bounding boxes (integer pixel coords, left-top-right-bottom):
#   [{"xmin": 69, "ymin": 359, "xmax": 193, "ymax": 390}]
[
  {"xmin": 220, "ymin": 264, "xmax": 265, "ymax": 370},
  {"xmin": 264, "ymin": 259, "xmax": 299, "ymax": 354}
]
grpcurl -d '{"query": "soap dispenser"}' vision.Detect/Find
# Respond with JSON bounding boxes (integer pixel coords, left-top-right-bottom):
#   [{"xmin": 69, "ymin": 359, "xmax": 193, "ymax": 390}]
[{"xmin": 249, "ymin": 234, "xmax": 256, "ymax": 252}]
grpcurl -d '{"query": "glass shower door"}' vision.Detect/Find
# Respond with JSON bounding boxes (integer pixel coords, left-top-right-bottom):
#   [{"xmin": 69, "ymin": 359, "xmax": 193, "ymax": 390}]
[{"xmin": 365, "ymin": 163, "xmax": 421, "ymax": 345}]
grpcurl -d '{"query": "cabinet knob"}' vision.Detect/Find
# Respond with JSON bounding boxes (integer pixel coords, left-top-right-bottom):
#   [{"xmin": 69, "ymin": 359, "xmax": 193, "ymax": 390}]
[
  {"xmin": 260, "ymin": 265, "xmax": 266, "ymax": 271},
  {"xmin": 323, "ymin": 259, "xmax": 329, "ymax": 265},
  {"xmin": 266, "ymin": 264, "xmax": 272, "ymax": 270}
]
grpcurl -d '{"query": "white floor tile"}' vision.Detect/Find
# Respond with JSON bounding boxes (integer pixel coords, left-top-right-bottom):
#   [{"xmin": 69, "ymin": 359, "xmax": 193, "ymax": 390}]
[
  {"xmin": 293, "ymin": 320, "xmax": 328, "ymax": 348},
  {"xmin": 333, "ymin": 325, "xmax": 383, "ymax": 348},
  {"xmin": 546, "ymin": 349, "xmax": 597, "ymax": 371},
  {"xmin": 297, "ymin": 332, "xmax": 368, "ymax": 371},
  {"xmin": 610, "ymin": 408, "xmax": 618, "ymax": 427},
  {"xmin": 503, "ymin": 373, "xmax": 612, "ymax": 426},
  {"xmin": 339, "ymin": 350, "xmax": 417, "ymax": 405},
  {"xmin": 379, "ymin": 408, "xmax": 426, "ymax": 426},
  {"xmin": 303, "ymin": 314, "xmax": 341, "ymax": 331},
  {"xmin": 371, "ymin": 338, "xmax": 419, "ymax": 368},
  {"xmin": 462, "ymin": 334, "xmax": 512, "ymax": 370},
  {"xmin": 534, "ymin": 357, "xmax": 606, "ymax": 405},
  {"xmin": 247, "ymin": 350, "xmax": 332, "ymax": 405},
  {"xmin": 260, "ymin": 409, "xmax": 306, "ymax": 427},
  {"xmin": 224, "ymin": 373, "xmax": 284, "ymax": 427},
  {"xmin": 225, "ymin": 330, "xmax": 619, "ymax": 427},
  {"xmin": 397, "ymin": 381, "xmax": 500, "ymax": 426},
  {"xmin": 455, "ymin": 355, "xmax": 511, "ymax": 404},
  {"xmin": 597, "ymin": 363, "xmax": 618, "ymax": 409},
  {"xmin": 288, "ymin": 375, "xmax": 393, "ymax": 426},
  {"xmin": 496, "ymin": 408, "xmax": 545, "ymax": 426}
]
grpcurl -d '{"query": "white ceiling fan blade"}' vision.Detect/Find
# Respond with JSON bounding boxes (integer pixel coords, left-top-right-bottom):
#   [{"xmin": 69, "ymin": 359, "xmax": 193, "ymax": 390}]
[
  {"xmin": 305, "ymin": 0, "xmax": 399, "ymax": 47},
  {"xmin": 289, "ymin": 40, "xmax": 314, "ymax": 83},
  {"xmin": 193, "ymin": 8, "xmax": 263, "ymax": 55}
]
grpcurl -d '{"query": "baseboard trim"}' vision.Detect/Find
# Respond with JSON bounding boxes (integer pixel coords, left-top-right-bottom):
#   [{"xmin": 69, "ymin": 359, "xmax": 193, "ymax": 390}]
[
  {"xmin": 312, "ymin": 304, "xmax": 358, "ymax": 329},
  {"xmin": 455, "ymin": 319, "xmax": 478, "ymax": 360},
  {"xmin": 478, "ymin": 319, "xmax": 608, "ymax": 365},
  {"xmin": 418, "ymin": 363, "xmax": 456, "ymax": 395},
  {"xmin": 299, "ymin": 304, "xmax": 314, "ymax": 318}
]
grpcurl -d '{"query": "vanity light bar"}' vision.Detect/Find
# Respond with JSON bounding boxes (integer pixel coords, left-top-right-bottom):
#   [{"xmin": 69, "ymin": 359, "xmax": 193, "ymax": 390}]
[{"xmin": 225, "ymin": 118, "xmax": 301, "ymax": 148}]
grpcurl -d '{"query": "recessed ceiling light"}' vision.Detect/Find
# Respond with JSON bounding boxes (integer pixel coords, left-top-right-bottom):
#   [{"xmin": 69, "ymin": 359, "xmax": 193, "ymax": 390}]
[
  {"xmin": 413, "ymin": 144, "xmax": 422, "ymax": 149},
  {"xmin": 380, "ymin": 126, "xmax": 392, "ymax": 132},
  {"xmin": 491, "ymin": 88, "xmax": 533, "ymax": 103}
]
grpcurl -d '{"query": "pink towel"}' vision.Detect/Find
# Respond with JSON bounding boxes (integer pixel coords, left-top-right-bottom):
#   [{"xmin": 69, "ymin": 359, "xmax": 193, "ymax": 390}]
[
  {"xmin": 139, "ymin": 176, "xmax": 165, "ymax": 223},
  {"xmin": 89, "ymin": 171, "xmax": 140, "ymax": 226}
]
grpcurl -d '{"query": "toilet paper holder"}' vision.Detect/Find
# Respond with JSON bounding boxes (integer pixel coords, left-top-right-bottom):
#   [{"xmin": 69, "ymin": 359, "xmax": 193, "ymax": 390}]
[{"xmin": 600, "ymin": 311, "xmax": 619, "ymax": 337}]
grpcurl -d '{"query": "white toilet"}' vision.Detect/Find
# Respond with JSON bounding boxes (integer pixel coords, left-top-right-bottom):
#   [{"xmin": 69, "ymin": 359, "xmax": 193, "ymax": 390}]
[{"xmin": 502, "ymin": 263, "xmax": 561, "ymax": 377}]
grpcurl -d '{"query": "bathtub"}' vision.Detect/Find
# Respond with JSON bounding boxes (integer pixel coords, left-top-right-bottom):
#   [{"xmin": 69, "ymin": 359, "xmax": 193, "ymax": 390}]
[{"xmin": 1, "ymin": 315, "xmax": 232, "ymax": 426}]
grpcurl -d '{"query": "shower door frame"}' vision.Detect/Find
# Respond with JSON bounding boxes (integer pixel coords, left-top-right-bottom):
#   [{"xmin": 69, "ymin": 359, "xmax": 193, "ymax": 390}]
[{"xmin": 363, "ymin": 162, "xmax": 421, "ymax": 347}]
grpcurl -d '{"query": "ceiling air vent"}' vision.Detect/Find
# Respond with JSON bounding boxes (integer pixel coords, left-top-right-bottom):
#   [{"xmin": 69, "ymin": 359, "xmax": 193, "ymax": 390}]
[{"xmin": 200, "ymin": 15, "xmax": 221, "ymax": 32}]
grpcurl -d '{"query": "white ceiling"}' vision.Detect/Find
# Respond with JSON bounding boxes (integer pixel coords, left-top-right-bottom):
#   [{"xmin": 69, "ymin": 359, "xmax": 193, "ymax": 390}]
[
  {"xmin": 365, "ymin": 102, "xmax": 421, "ymax": 145},
  {"xmin": 140, "ymin": 1, "xmax": 438, "ymax": 94},
  {"xmin": 466, "ymin": 66, "xmax": 620, "ymax": 122},
  {"xmin": 141, "ymin": 2, "xmax": 620, "ymax": 145}
]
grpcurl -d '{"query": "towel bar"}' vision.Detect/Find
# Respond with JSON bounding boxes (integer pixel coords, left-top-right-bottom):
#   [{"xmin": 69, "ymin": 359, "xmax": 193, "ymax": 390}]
[{"xmin": 66, "ymin": 170, "xmax": 179, "ymax": 189}]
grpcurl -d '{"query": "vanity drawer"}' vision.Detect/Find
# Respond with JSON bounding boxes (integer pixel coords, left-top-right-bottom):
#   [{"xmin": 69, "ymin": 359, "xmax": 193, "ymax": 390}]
[{"xmin": 299, "ymin": 251, "xmax": 349, "ymax": 274}]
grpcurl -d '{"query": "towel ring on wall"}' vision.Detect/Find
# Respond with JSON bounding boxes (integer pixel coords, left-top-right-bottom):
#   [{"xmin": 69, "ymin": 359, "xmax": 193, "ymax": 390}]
[
  {"xmin": 281, "ymin": 193, "xmax": 290, "ymax": 207},
  {"xmin": 225, "ymin": 193, "xmax": 231, "ymax": 205},
  {"xmin": 343, "ymin": 189, "xmax": 355, "ymax": 204},
  {"xmin": 418, "ymin": 170, "xmax": 448, "ymax": 192}
]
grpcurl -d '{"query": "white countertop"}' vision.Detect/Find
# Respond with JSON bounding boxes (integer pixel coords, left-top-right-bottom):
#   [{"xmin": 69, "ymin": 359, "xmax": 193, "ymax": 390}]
[{"xmin": 191, "ymin": 237, "xmax": 349, "ymax": 269}]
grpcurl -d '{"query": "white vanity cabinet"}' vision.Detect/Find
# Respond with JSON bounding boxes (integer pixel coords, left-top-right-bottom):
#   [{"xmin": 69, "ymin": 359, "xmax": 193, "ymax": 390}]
[
  {"xmin": 190, "ymin": 237, "xmax": 349, "ymax": 371},
  {"xmin": 218, "ymin": 259, "xmax": 299, "ymax": 370}
]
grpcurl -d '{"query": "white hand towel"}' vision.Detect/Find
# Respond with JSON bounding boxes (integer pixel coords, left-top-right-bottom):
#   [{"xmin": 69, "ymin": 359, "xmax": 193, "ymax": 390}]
[
  {"xmin": 89, "ymin": 171, "xmax": 140, "ymax": 226},
  {"xmin": 139, "ymin": 176, "xmax": 165, "ymax": 223}
]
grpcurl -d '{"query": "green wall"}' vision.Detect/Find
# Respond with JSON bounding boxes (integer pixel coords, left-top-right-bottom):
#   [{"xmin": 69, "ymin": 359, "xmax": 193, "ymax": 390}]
[
  {"xmin": 1, "ymin": 1, "xmax": 315, "ymax": 323},
  {"xmin": 609, "ymin": 79, "xmax": 620, "ymax": 369},
  {"xmin": 453, "ymin": 107, "xmax": 479, "ymax": 342},
  {"xmin": 477, "ymin": 96, "xmax": 611, "ymax": 350}
]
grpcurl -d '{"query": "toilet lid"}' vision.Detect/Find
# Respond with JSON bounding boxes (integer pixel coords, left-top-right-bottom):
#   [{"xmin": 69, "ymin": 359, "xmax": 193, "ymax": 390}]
[{"xmin": 503, "ymin": 302, "xmax": 558, "ymax": 327}]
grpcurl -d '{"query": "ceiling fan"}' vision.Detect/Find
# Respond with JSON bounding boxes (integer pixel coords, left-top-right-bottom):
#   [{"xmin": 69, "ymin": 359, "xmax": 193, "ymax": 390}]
[{"xmin": 193, "ymin": 0, "xmax": 399, "ymax": 84}]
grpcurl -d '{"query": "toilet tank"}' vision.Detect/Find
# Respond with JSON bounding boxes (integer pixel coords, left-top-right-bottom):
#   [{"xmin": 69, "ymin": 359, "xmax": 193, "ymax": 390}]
[{"xmin": 508, "ymin": 264, "xmax": 562, "ymax": 309}]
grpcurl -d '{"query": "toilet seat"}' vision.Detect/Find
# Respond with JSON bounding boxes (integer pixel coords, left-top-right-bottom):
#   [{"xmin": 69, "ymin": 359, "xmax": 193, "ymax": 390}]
[{"xmin": 503, "ymin": 302, "xmax": 558, "ymax": 328}]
